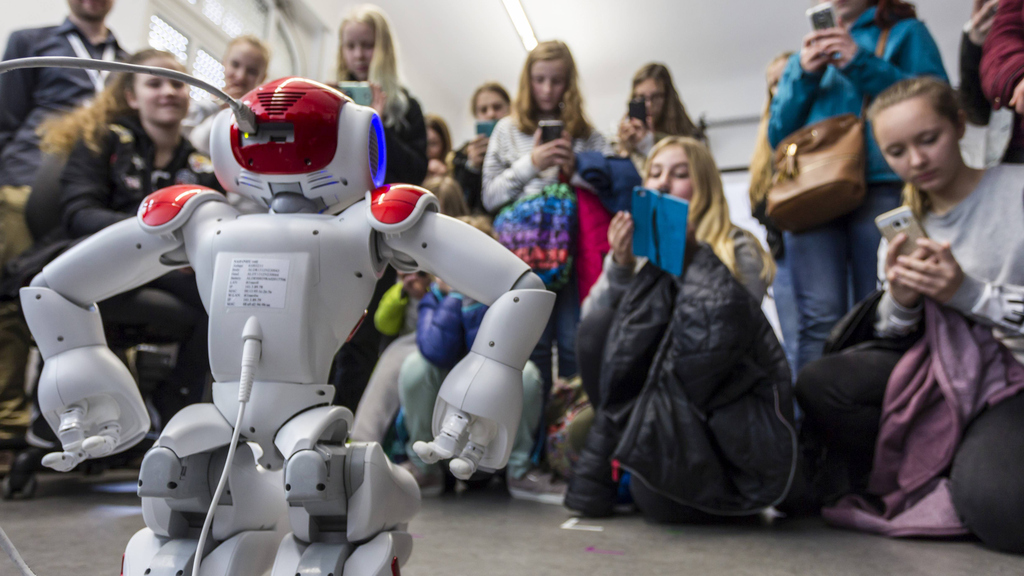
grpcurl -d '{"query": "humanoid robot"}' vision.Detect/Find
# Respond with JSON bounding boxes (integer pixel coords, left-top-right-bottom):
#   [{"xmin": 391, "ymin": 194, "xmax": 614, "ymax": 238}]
[{"xmin": 17, "ymin": 76, "xmax": 555, "ymax": 576}]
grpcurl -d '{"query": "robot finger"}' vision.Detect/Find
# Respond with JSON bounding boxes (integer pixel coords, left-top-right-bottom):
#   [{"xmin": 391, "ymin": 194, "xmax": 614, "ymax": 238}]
[
  {"xmin": 82, "ymin": 433, "xmax": 119, "ymax": 458},
  {"xmin": 448, "ymin": 418, "xmax": 497, "ymax": 480},
  {"xmin": 41, "ymin": 450, "xmax": 85, "ymax": 472}
]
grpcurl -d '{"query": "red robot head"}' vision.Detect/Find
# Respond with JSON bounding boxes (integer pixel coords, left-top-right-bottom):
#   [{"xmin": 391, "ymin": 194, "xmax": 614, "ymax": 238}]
[{"xmin": 210, "ymin": 77, "xmax": 386, "ymax": 214}]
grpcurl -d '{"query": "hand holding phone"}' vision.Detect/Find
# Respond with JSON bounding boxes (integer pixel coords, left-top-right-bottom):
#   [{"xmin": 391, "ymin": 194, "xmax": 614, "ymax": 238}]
[
  {"xmin": 338, "ymin": 81, "xmax": 373, "ymax": 106},
  {"xmin": 628, "ymin": 99, "xmax": 646, "ymax": 122},
  {"xmin": 539, "ymin": 119, "xmax": 564, "ymax": 143},
  {"xmin": 476, "ymin": 119, "xmax": 497, "ymax": 137}
]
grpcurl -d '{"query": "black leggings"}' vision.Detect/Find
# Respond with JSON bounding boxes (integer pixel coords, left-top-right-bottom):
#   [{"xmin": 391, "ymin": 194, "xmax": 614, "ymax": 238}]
[{"xmin": 797, "ymin": 349, "xmax": 1024, "ymax": 554}]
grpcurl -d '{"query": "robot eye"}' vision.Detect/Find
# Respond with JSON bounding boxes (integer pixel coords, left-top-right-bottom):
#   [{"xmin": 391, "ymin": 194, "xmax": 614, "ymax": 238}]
[{"xmin": 241, "ymin": 123, "xmax": 295, "ymax": 146}]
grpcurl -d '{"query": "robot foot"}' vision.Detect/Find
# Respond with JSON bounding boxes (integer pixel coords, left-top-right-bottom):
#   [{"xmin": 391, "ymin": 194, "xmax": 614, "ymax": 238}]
[
  {"xmin": 122, "ymin": 528, "xmax": 282, "ymax": 576},
  {"xmin": 272, "ymin": 531, "xmax": 412, "ymax": 576}
]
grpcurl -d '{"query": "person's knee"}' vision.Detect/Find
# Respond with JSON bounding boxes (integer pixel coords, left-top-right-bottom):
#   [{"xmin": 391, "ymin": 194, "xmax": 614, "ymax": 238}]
[
  {"xmin": 950, "ymin": 396, "xmax": 1024, "ymax": 553},
  {"xmin": 794, "ymin": 356, "xmax": 837, "ymax": 416},
  {"xmin": 521, "ymin": 361, "xmax": 543, "ymax": 403},
  {"xmin": 397, "ymin": 351, "xmax": 438, "ymax": 404}
]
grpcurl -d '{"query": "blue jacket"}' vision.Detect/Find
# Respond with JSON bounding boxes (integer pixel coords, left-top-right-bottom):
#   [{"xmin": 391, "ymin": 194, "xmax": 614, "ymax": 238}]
[
  {"xmin": 576, "ymin": 151, "xmax": 642, "ymax": 214},
  {"xmin": 416, "ymin": 286, "xmax": 487, "ymax": 370},
  {"xmin": 768, "ymin": 8, "xmax": 948, "ymax": 184}
]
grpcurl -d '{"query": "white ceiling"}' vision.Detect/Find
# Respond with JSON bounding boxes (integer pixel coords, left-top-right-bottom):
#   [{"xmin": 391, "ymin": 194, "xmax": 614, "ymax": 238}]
[{"xmin": 304, "ymin": 0, "xmax": 966, "ymax": 149}]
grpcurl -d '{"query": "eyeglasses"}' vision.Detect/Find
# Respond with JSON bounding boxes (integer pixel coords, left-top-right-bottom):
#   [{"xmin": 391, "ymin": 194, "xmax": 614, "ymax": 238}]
[{"xmin": 634, "ymin": 93, "xmax": 666, "ymax": 105}]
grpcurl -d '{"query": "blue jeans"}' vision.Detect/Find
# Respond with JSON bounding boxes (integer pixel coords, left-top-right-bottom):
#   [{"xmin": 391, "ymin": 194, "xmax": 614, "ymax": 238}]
[
  {"xmin": 772, "ymin": 254, "xmax": 800, "ymax": 380},
  {"xmin": 530, "ymin": 276, "xmax": 580, "ymax": 398},
  {"xmin": 785, "ymin": 182, "xmax": 902, "ymax": 373}
]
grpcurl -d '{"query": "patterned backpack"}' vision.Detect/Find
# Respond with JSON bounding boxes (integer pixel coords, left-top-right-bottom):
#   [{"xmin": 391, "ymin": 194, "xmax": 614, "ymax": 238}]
[{"xmin": 493, "ymin": 182, "xmax": 577, "ymax": 291}]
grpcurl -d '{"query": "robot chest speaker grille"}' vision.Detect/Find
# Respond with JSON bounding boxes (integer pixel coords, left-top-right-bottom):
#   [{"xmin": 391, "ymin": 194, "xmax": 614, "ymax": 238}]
[{"xmin": 255, "ymin": 90, "xmax": 305, "ymax": 116}]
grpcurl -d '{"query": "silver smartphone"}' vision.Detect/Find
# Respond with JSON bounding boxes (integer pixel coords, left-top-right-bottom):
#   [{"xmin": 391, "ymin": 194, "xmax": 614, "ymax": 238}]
[
  {"xmin": 875, "ymin": 206, "xmax": 928, "ymax": 258},
  {"xmin": 539, "ymin": 119, "xmax": 564, "ymax": 143},
  {"xmin": 806, "ymin": 3, "xmax": 837, "ymax": 30}
]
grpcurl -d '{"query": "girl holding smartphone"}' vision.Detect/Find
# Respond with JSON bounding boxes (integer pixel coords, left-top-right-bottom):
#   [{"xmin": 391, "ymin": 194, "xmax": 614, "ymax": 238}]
[
  {"xmin": 797, "ymin": 77, "xmax": 1024, "ymax": 554},
  {"xmin": 482, "ymin": 40, "xmax": 610, "ymax": 393},
  {"xmin": 615, "ymin": 63, "xmax": 702, "ymax": 170},
  {"xmin": 451, "ymin": 82, "xmax": 512, "ymax": 213}
]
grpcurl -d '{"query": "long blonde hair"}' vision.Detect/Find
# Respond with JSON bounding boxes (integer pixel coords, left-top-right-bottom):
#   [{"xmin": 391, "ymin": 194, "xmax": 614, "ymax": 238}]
[
  {"xmin": 337, "ymin": 4, "xmax": 409, "ymax": 129},
  {"xmin": 630, "ymin": 63, "xmax": 699, "ymax": 138},
  {"xmin": 644, "ymin": 137, "xmax": 776, "ymax": 284},
  {"xmin": 748, "ymin": 52, "xmax": 793, "ymax": 209},
  {"xmin": 39, "ymin": 50, "xmax": 183, "ymax": 156},
  {"xmin": 866, "ymin": 77, "xmax": 963, "ymax": 220},
  {"xmin": 513, "ymin": 40, "xmax": 592, "ymax": 139}
]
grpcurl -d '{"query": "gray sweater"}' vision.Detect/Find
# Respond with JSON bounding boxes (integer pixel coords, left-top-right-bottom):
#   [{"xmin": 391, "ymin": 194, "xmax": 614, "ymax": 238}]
[
  {"xmin": 581, "ymin": 229, "xmax": 768, "ymax": 319},
  {"xmin": 875, "ymin": 164, "xmax": 1024, "ymax": 363},
  {"xmin": 481, "ymin": 116, "xmax": 611, "ymax": 213}
]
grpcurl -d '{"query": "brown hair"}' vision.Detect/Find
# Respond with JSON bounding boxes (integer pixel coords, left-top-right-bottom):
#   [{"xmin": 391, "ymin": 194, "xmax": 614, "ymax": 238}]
[
  {"xmin": 39, "ymin": 49, "xmax": 183, "ymax": 156},
  {"xmin": 424, "ymin": 114, "xmax": 452, "ymax": 162},
  {"xmin": 423, "ymin": 175, "xmax": 469, "ymax": 217},
  {"xmin": 871, "ymin": 0, "xmax": 917, "ymax": 28},
  {"xmin": 867, "ymin": 76, "xmax": 962, "ymax": 219},
  {"xmin": 470, "ymin": 82, "xmax": 511, "ymax": 117},
  {"xmin": 630, "ymin": 63, "xmax": 699, "ymax": 137},
  {"xmin": 644, "ymin": 137, "xmax": 775, "ymax": 284},
  {"xmin": 456, "ymin": 214, "xmax": 496, "ymax": 239},
  {"xmin": 748, "ymin": 52, "xmax": 794, "ymax": 208},
  {"xmin": 513, "ymin": 40, "xmax": 592, "ymax": 139}
]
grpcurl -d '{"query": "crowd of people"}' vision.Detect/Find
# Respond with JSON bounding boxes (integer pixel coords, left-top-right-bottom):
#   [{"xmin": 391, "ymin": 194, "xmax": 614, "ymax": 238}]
[{"xmin": 1, "ymin": 0, "xmax": 1024, "ymax": 557}]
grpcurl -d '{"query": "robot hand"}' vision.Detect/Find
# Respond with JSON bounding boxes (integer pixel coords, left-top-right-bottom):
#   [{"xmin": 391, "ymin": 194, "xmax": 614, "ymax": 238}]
[
  {"xmin": 412, "ymin": 353, "xmax": 523, "ymax": 480},
  {"xmin": 35, "ymin": 346, "xmax": 151, "ymax": 472}
]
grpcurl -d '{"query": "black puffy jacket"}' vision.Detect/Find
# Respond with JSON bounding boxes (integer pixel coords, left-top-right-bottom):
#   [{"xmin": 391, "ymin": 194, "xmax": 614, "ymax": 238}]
[{"xmin": 601, "ymin": 244, "xmax": 797, "ymax": 514}]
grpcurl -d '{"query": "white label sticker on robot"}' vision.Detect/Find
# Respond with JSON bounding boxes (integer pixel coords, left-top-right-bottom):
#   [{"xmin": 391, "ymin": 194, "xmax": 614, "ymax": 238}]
[{"xmin": 226, "ymin": 258, "xmax": 290, "ymax": 308}]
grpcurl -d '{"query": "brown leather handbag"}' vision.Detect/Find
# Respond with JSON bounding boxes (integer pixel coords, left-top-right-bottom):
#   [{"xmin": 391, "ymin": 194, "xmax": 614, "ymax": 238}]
[{"xmin": 767, "ymin": 29, "xmax": 890, "ymax": 233}]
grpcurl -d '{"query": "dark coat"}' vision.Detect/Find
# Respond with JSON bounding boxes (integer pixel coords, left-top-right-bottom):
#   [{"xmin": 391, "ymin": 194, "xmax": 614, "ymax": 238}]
[{"xmin": 602, "ymin": 245, "xmax": 797, "ymax": 514}]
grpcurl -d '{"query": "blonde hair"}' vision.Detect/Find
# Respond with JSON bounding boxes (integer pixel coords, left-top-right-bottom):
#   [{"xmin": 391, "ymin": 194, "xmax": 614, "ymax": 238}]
[
  {"xmin": 513, "ymin": 40, "xmax": 592, "ymax": 139},
  {"xmin": 337, "ymin": 4, "xmax": 409, "ymax": 129},
  {"xmin": 866, "ymin": 76, "xmax": 963, "ymax": 220},
  {"xmin": 748, "ymin": 52, "xmax": 793, "ymax": 209},
  {"xmin": 39, "ymin": 50, "xmax": 183, "ymax": 156},
  {"xmin": 226, "ymin": 35, "xmax": 271, "ymax": 77},
  {"xmin": 630, "ymin": 63, "xmax": 699, "ymax": 137},
  {"xmin": 423, "ymin": 175, "xmax": 469, "ymax": 217},
  {"xmin": 644, "ymin": 137, "xmax": 776, "ymax": 284}
]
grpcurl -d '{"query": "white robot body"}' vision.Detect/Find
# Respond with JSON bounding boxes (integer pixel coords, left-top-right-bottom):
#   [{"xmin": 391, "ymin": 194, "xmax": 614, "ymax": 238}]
[{"xmin": 18, "ymin": 75, "xmax": 555, "ymax": 576}]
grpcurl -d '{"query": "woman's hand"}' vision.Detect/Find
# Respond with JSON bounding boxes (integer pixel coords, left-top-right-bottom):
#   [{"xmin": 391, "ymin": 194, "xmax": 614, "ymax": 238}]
[
  {"xmin": 369, "ymin": 82, "xmax": 387, "ymax": 118},
  {"xmin": 800, "ymin": 30, "xmax": 833, "ymax": 74},
  {"xmin": 427, "ymin": 158, "xmax": 448, "ymax": 178},
  {"xmin": 466, "ymin": 134, "xmax": 488, "ymax": 170},
  {"xmin": 891, "ymin": 238, "xmax": 966, "ymax": 304},
  {"xmin": 608, "ymin": 211, "xmax": 636, "ymax": 268},
  {"xmin": 815, "ymin": 25, "xmax": 861, "ymax": 69},
  {"xmin": 617, "ymin": 116, "xmax": 648, "ymax": 156},
  {"xmin": 968, "ymin": 0, "xmax": 1000, "ymax": 46},
  {"xmin": 884, "ymin": 233, "xmax": 924, "ymax": 308},
  {"xmin": 531, "ymin": 130, "xmax": 573, "ymax": 172},
  {"xmin": 400, "ymin": 271, "xmax": 432, "ymax": 300}
]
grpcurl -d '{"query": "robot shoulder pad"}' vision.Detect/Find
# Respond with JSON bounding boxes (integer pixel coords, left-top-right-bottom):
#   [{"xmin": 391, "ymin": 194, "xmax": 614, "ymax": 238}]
[
  {"xmin": 137, "ymin": 185, "xmax": 226, "ymax": 234},
  {"xmin": 365, "ymin": 184, "xmax": 440, "ymax": 234}
]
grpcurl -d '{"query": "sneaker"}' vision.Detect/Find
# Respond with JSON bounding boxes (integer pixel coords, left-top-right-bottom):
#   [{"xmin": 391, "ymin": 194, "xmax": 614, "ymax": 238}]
[
  {"xmin": 507, "ymin": 469, "xmax": 567, "ymax": 505},
  {"xmin": 398, "ymin": 460, "xmax": 445, "ymax": 497}
]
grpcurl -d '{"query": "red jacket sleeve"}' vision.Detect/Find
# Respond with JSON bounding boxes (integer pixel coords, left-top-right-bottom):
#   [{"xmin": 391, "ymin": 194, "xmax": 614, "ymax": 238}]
[{"xmin": 981, "ymin": 0, "xmax": 1024, "ymax": 108}]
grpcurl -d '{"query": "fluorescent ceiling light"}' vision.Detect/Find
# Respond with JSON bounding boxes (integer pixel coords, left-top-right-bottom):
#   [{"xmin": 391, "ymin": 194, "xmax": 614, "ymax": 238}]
[{"xmin": 502, "ymin": 0, "xmax": 538, "ymax": 51}]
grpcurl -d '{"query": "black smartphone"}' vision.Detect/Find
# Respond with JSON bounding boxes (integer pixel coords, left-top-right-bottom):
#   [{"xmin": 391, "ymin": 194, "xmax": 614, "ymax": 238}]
[
  {"xmin": 628, "ymin": 98, "xmax": 646, "ymax": 122},
  {"xmin": 539, "ymin": 120, "xmax": 563, "ymax": 143}
]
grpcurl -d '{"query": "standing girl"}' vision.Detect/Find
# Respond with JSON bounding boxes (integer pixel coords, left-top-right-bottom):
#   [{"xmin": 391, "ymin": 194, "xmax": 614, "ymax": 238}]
[{"xmin": 482, "ymin": 40, "xmax": 610, "ymax": 392}]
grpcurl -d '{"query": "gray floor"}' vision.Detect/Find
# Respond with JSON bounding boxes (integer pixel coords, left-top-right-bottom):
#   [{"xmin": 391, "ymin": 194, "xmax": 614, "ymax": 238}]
[{"xmin": 2, "ymin": 469, "xmax": 1024, "ymax": 576}]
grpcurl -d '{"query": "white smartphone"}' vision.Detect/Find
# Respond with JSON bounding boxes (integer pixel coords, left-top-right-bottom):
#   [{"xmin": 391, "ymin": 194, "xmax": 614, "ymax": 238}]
[
  {"xmin": 338, "ymin": 81, "xmax": 373, "ymax": 106},
  {"xmin": 806, "ymin": 3, "xmax": 838, "ymax": 30},
  {"xmin": 875, "ymin": 206, "xmax": 928, "ymax": 257}
]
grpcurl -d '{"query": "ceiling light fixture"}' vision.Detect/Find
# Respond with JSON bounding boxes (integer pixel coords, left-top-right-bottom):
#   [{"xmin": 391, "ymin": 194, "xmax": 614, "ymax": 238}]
[{"xmin": 502, "ymin": 0, "xmax": 538, "ymax": 51}]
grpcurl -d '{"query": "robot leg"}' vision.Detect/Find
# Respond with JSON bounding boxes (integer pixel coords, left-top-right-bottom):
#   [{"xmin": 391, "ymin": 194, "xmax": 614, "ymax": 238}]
[
  {"xmin": 122, "ymin": 403, "xmax": 286, "ymax": 576},
  {"xmin": 270, "ymin": 406, "xmax": 420, "ymax": 576}
]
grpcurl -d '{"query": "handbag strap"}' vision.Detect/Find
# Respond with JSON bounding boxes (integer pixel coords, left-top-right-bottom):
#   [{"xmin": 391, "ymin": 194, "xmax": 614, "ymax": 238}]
[{"xmin": 861, "ymin": 28, "xmax": 892, "ymax": 115}]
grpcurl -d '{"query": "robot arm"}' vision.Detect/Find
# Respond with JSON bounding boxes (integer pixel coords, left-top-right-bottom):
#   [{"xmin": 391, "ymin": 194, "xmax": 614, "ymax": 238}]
[
  {"xmin": 372, "ymin": 190, "xmax": 554, "ymax": 478},
  {"xmin": 19, "ymin": 186, "xmax": 225, "ymax": 471}
]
